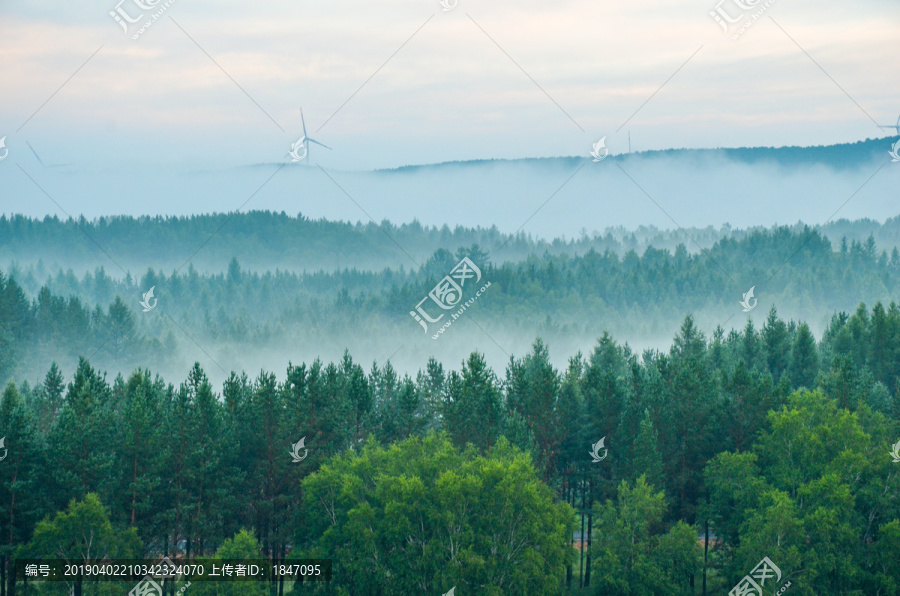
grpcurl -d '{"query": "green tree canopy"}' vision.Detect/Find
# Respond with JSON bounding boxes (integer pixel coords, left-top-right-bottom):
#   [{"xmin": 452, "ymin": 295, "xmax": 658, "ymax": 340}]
[
  {"xmin": 590, "ymin": 475, "xmax": 702, "ymax": 595},
  {"xmin": 297, "ymin": 433, "xmax": 574, "ymax": 595}
]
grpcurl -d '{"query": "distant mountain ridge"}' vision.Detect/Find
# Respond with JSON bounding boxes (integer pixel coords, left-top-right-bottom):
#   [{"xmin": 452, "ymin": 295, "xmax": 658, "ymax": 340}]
[
  {"xmin": 5, "ymin": 137, "xmax": 897, "ymax": 272},
  {"xmin": 377, "ymin": 136, "xmax": 897, "ymax": 173},
  {"xmin": 3, "ymin": 210, "xmax": 900, "ymax": 278}
]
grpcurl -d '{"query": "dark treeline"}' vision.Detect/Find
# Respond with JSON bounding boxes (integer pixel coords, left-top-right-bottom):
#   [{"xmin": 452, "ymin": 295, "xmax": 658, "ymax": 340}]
[
  {"xmin": 2, "ymin": 302, "xmax": 900, "ymax": 594},
  {"xmin": 3, "ymin": 225, "xmax": 900, "ymax": 384},
  {"xmin": 4, "ymin": 211, "xmax": 900, "ymax": 275}
]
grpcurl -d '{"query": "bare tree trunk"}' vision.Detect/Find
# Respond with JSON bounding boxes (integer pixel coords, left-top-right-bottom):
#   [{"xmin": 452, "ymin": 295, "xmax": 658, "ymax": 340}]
[
  {"xmin": 565, "ymin": 474, "xmax": 572, "ymax": 588},
  {"xmin": 131, "ymin": 454, "xmax": 138, "ymax": 525},
  {"xmin": 579, "ymin": 476, "xmax": 585, "ymax": 588},
  {"xmin": 278, "ymin": 543, "xmax": 286, "ymax": 596},
  {"xmin": 7, "ymin": 461, "xmax": 18, "ymax": 596},
  {"xmin": 702, "ymin": 519, "xmax": 709, "ymax": 596},
  {"xmin": 585, "ymin": 476, "xmax": 593, "ymax": 587}
]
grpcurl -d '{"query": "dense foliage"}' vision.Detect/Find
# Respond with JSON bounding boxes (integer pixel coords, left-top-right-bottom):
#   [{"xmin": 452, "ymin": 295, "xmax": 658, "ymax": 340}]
[
  {"xmin": 298, "ymin": 434, "xmax": 573, "ymax": 595},
  {"xmin": 3, "ymin": 211, "xmax": 900, "ymax": 276},
  {"xmin": 1, "ymin": 296, "xmax": 899, "ymax": 593}
]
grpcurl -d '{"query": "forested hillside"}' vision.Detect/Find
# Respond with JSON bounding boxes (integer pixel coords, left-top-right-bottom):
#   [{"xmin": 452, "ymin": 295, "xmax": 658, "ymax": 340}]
[
  {"xmin": 2, "ymin": 303, "xmax": 900, "ymax": 594},
  {"xmin": 2, "ymin": 224, "xmax": 900, "ymax": 387},
  {"xmin": 3, "ymin": 214, "xmax": 900, "ymax": 594},
  {"xmin": 4, "ymin": 211, "xmax": 900, "ymax": 275}
]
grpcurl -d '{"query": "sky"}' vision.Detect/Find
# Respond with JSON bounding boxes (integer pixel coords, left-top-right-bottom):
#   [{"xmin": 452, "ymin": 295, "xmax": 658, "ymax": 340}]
[
  {"xmin": 0, "ymin": 0, "xmax": 898, "ymax": 234},
  {"xmin": 1, "ymin": 0, "xmax": 898, "ymax": 376},
  {"xmin": 0, "ymin": 0, "xmax": 897, "ymax": 170}
]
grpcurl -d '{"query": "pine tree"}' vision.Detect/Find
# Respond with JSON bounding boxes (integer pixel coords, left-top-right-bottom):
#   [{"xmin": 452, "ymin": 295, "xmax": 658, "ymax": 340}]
[
  {"xmin": 32, "ymin": 362, "xmax": 65, "ymax": 435},
  {"xmin": 416, "ymin": 357, "xmax": 445, "ymax": 433},
  {"xmin": 632, "ymin": 409, "xmax": 664, "ymax": 491},
  {"xmin": 342, "ymin": 351, "xmax": 371, "ymax": 445},
  {"xmin": 662, "ymin": 316, "xmax": 717, "ymax": 521},
  {"xmin": 789, "ymin": 322, "xmax": 819, "ymax": 389},
  {"xmin": 396, "ymin": 376, "xmax": 423, "ymax": 440},
  {"xmin": 443, "ymin": 352, "xmax": 503, "ymax": 451},
  {"xmin": 47, "ymin": 358, "xmax": 116, "ymax": 509},
  {"xmin": 741, "ymin": 319, "xmax": 759, "ymax": 370},
  {"xmin": 104, "ymin": 296, "xmax": 137, "ymax": 361},
  {"xmin": 0, "ymin": 382, "xmax": 44, "ymax": 594},
  {"xmin": 505, "ymin": 338, "xmax": 561, "ymax": 475},
  {"xmin": 113, "ymin": 369, "xmax": 167, "ymax": 537},
  {"xmin": 762, "ymin": 306, "xmax": 790, "ymax": 382},
  {"xmin": 581, "ymin": 333, "xmax": 628, "ymax": 461}
]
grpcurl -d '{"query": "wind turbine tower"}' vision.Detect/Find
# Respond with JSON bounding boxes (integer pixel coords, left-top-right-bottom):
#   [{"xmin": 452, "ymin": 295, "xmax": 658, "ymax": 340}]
[
  {"xmin": 290, "ymin": 109, "xmax": 332, "ymax": 164},
  {"xmin": 26, "ymin": 141, "xmax": 71, "ymax": 168},
  {"xmin": 880, "ymin": 114, "xmax": 900, "ymax": 136}
]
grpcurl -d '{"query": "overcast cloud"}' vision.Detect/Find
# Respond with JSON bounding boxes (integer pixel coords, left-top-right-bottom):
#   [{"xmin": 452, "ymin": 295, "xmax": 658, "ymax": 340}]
[{"xmin": 0, "ymin": 0, "xmax": 897, "ymax": 173}]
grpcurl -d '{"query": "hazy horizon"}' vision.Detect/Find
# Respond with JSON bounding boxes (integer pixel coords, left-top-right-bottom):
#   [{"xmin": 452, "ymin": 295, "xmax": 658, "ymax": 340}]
[
  {"xmin": 2, "ymin": 0, "xmax": 898, "ymax": 172},
  {"xmin": 4, "ymin": 140, "xmax": 899, "ymax": 241}
]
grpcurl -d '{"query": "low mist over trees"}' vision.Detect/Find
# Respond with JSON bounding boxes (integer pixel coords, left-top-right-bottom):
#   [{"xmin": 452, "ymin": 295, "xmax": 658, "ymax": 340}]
[{"xmin": 3, "ymin": 222, "xmax": 900, "ymax": 385}]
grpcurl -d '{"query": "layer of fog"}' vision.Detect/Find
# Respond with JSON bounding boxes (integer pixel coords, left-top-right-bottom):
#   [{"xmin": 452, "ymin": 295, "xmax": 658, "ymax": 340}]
[
  {"xmin": 6, "ymin": 144, "xmax": 898, "ymax": 387},
  {"xmin": 18, "ymin": 291, "xmax": 841, "ymax": 392},
  {"xmin": 5, "ymin": 148, "xmax": 897, "ymax": 248}
]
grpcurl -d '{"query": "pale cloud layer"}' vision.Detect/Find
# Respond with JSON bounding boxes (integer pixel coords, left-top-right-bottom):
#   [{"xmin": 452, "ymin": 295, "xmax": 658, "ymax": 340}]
[{"xmin": 0, "ymin": 0, "xmax": 897, "ymax": 172}]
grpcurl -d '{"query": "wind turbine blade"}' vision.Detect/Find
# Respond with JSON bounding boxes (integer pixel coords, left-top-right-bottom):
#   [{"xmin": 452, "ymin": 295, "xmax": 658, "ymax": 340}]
[
  {"xmin": 26, "ymin": 141, "xmax": 47, "ymax": 168},
  {"xmin": 307, "ymin": 139, "xmax": 332, "ymax": 150},
  {"xmin": 301, "ymin": 108, "xmax": 308, "ymax": 137}
]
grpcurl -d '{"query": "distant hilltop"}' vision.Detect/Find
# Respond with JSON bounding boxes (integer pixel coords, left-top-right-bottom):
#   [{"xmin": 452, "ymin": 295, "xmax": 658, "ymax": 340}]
[{"xmin": 379, "ymin": 136, "xmax": 897, "ymax": 173}]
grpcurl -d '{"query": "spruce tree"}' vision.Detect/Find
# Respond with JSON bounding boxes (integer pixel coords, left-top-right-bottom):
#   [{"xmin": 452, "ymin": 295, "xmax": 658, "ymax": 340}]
[
  {"xmin": 632, "ymin": 409, "xmax": 665, "ymax": 491},
  {"xmin": 789, "ymin": 322, "xmax": 819, "ymax": 389}
]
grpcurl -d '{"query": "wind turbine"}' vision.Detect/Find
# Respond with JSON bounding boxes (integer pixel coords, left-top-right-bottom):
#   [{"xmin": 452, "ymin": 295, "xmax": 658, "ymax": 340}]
[
  {"xmin": 289, "ymin": 108, "xmax": 332, "ymax": 164},
  {"xmin": 26, "ymin": 141, "xmax": 71, "ymax": 168},
  {"xmin": 879, "ymin": 113, "xmax": 900, "ymax": 136}
]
